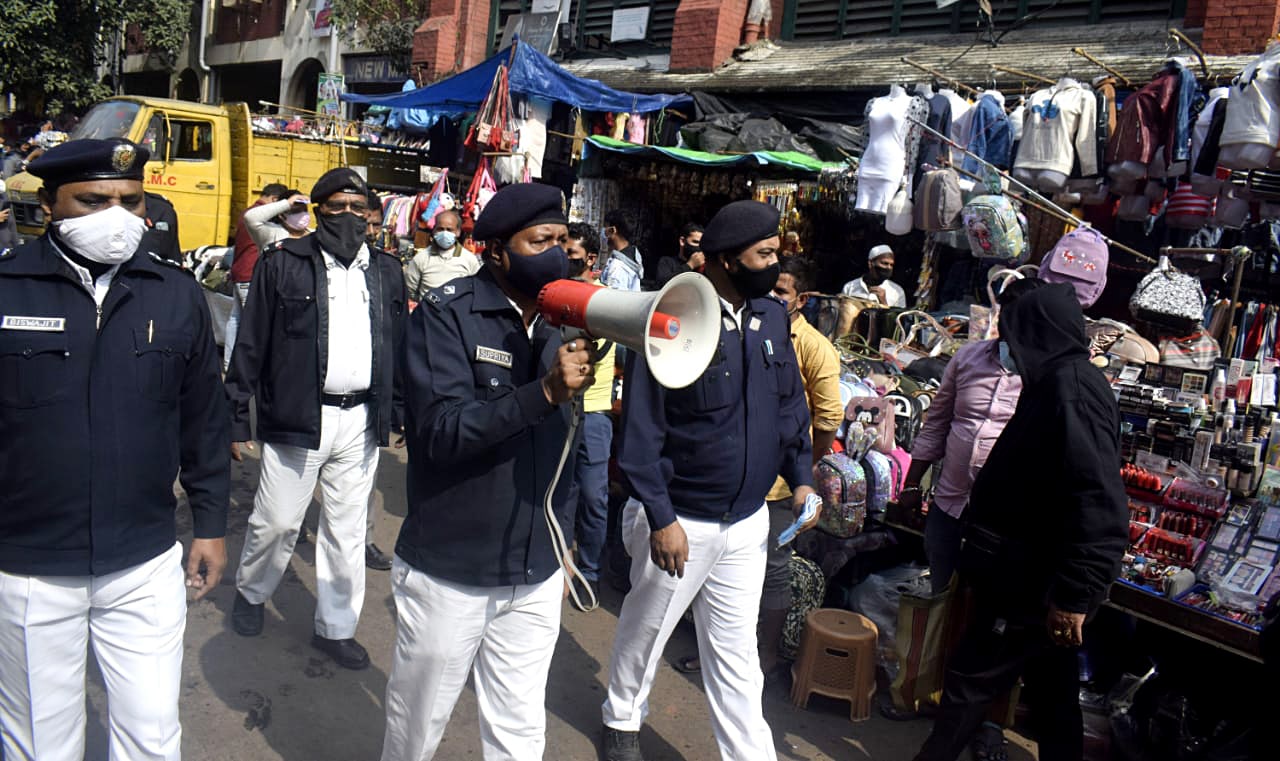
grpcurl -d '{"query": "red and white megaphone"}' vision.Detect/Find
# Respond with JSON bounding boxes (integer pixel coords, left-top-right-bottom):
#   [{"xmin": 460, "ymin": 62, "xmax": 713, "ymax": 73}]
[{"xmin": 537, "ymin": 272, "xmax": 721, "ymax": 389}]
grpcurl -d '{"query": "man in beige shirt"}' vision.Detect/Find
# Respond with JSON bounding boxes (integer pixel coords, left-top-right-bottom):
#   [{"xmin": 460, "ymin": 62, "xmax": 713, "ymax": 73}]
[{"xmin": 404, "ymin": 210, "xmax": 480, "ymax": 301}]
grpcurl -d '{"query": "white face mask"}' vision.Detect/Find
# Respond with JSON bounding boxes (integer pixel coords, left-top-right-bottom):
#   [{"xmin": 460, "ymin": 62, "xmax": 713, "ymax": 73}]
[{"xmin": 54, "ymin": 204, "xmax": 147, "ymax": 265}]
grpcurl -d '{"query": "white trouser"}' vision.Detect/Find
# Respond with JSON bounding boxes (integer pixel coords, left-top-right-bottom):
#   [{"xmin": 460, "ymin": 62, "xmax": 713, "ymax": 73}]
[
  {"xmin": 236, "ymin": 404, "xmax": 378, "ymax": 639},
  {"xmin": 603, "ymin": 500, "xmax": 777, "ymax": 761},
  {"xmin": 0, "ymin": 542, "xmax": 186, "ymax": 761},
  {"xmin": 223, "ymin": 281, "xmax": 250, "ymax": 372},
  {"xmin": 380, "ymin": 559, "xmax": 563, "ymax": 761}
]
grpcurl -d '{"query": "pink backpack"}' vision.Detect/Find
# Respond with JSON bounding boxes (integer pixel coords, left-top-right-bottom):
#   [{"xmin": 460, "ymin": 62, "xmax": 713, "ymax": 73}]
[{"xmin": 1041, "ymin": 226, "xmax": 1109, "ymax": 308}]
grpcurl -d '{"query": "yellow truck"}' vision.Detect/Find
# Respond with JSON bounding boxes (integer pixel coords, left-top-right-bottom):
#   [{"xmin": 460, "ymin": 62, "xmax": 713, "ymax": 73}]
[{"xmin": 5, "ymin": 96, "xmax": 428, "ymax": 250}]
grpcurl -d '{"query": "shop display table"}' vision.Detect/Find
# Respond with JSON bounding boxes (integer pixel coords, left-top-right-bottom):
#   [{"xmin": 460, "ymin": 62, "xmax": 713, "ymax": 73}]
[{"xmin": 1105, "ymin": 582, "xmax": 1263, "ymax": 663}]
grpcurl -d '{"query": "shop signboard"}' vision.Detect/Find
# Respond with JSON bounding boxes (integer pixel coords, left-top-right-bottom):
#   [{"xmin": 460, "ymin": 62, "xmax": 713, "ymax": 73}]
[{"xmin": 344, "ymin": 56, "xmax": 409, "ymax": 85}]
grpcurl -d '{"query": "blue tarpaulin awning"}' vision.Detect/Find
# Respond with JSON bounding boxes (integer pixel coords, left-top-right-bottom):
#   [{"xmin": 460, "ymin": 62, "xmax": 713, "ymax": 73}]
[{"xmin": 341, "ymin": 42, "xmax": 691, "ymax": 114}]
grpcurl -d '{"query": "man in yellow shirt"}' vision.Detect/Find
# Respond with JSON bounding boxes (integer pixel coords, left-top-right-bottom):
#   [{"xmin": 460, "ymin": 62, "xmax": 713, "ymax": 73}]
[
  {"xmin": 677, "ymin": 256, "xmax": 843, "ymax": 678},
  {"xmin": 566, "ymin": 222, "xmax": 618, "ymax": 611}
]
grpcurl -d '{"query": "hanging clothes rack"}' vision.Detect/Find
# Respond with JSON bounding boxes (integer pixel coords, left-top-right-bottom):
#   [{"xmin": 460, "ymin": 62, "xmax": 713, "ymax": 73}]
[
  {"xmin": 900, "ymin": 57, "xmax": 981, "ymax": 97},
  {"xmin": 990, "ymin": 64, "xmax": 1055, "ymax": 87},
  {"xmin": 909, "ymin": 115, "xmax": 1158, "ymax": 265},
  {"xmin": 1070, "ymin": 48, "xmax": 1133, "ymax": 87}
]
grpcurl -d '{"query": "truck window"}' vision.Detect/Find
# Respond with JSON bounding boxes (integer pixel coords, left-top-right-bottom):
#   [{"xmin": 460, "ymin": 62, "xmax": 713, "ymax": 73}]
[
  {"xmin": 140, "ymin": 115, "xmax": 167, "ymax": 158},
  {"xmin": 170, "ymin": 120, "xmax": 213, "ymax": 161},
  {"xmin": 69, "ymin": 101, "xmax": 141, "ymax": 140}
]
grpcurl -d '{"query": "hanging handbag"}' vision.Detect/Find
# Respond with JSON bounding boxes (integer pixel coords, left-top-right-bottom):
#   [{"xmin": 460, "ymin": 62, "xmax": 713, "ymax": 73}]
[
  {"xmin": 461, "ymin": 158, "xmax": 498, "ymax": 233},
  {"xmin": 968, "ymin": 265, "xmax": 1038, "ymax": 342},
  {"xmin": 885, "ymin": 182, "xmax": 914, "ymax": 236},
  {"xmin": 1159, "ymin": 330, "xmax": 1222, "ymax": 370},
  {"xmin": 1129, "ymin": 256, "xmax": 1207, "ymax": 334}
]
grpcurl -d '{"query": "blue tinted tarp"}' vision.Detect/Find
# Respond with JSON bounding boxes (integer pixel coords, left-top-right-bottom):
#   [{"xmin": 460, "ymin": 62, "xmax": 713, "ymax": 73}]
[{"xmin": 341, "ymin": 43, "xmax": 691, "ymax": 113}]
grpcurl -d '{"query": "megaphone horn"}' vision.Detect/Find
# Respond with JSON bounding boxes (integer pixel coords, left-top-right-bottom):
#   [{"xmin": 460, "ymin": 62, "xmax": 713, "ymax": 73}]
[{"xmin": 537, "ymin": 273, "xmax": 721, "ymax": 389}]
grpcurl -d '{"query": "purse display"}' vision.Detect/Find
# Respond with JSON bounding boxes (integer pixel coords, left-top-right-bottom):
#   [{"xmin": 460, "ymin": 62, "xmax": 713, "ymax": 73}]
[{"xmin": 1129, "ymin": 256, "xmax": 1208, "ymax": 334}]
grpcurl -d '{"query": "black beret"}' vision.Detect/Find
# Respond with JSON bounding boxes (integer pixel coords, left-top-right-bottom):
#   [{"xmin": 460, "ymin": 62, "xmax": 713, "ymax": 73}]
[
  {"xmin": 27, "ymin": 138, "xmax": 149, "ymax": 187},
  {"xmin": 473, "ymin": 183, "xmax": 567, "ymax": 242},
  {"xmin": 311, "ymin": 168, "xmax": 369, "ymax": 205},
  {"xmin": 700, "ymin": 200, "xmax": 781, "ymax": 257}
]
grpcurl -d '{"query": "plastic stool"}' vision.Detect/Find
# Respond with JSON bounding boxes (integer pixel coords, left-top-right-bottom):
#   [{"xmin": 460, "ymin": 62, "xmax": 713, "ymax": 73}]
[{"xmin": 790, "ymin": 608, "xmax": 878, "ymax": 722}]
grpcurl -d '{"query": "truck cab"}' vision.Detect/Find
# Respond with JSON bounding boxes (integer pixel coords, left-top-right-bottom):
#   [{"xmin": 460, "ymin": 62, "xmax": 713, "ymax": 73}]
[{"xmin": 6, "ymin": 97, "xmax": 232, "ymax": 250}]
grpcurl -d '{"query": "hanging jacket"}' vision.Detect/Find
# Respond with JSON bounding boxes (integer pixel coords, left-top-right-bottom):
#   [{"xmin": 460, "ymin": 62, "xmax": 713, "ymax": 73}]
[
  {"xmin": 965, "ymin": 284, "xmax": 1128, "ymax": 618},
  {"xmin": 1015, "ymin": 79, "xmax": 1099, "ymax": 177},
  {"xmin": 962, "ymin": 91, "xmax": 1013, "ymax": 175},
  {"xmin": 1107, "ymin": 61, "xmax": 1197, "ymax": 169}
]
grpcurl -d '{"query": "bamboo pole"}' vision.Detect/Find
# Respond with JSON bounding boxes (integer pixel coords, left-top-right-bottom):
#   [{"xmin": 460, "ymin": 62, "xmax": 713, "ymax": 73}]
[
  {"xmin": 900, "ymin": 57, "xmax": 980, "ymax": 97},
  {"xmin": 991, "ymin": 64, "xmax": 1055, "ymax": 86},
  {"xmin": 1070, "ymin": 48, "xmax": 1133, "ymax": 87},
  {"xmin": 909, "ymin": 115, "xmax": 1158, "ymax": 265}
]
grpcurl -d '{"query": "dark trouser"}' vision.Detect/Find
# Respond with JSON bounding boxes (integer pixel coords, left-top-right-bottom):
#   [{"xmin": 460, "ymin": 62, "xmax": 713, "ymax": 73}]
[
  {"xmin": 572, "ymin": 412, "xmax": 613, "ymax": 581},
  {"xmin": 924, "ymin": 507, "xmax": 964, "ymax": 596},
  {"xmin": 762, "ymin": 499, "xmax": 794, "ymax": 611},
  {"xmin": 915, "ymin": 588, "xmax": 1083, "ymax": 761}
]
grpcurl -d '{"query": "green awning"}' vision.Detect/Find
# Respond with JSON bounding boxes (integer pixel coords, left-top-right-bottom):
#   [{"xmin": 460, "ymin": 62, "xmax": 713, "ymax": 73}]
[{"xmin": 583, "ymin": 135, "xmax": 837, "ymax": 174}]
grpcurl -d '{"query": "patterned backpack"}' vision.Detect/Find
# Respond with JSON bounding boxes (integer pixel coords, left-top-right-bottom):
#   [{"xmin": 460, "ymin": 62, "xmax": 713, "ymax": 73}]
[
  {"xmin": 781, "ymin": 555, "xmax": 827, "ymax": 660},
  {"xmin": 814, "ymin": 453, "xmax": 868, "ymax": 539},
  {"xmin": 863, "ymin": 448, "xmax": 911, "ymax": 513},
  {"xmin": 1041, "ymin": 226, "xmax": 1109, "ymax": 308},
  {"xmin": 1129, "ymin": 256, "xmax": 1207, "ymax": 333},
  {"xmin": 962, "ymin": 194, "xmax": 1029, "ymax": 264}
]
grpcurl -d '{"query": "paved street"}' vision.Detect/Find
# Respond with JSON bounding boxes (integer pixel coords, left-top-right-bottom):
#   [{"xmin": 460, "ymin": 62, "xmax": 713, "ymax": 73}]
[{"xmin": 77, "ymin": 443, "xmax": 1037, "ymax": 761}]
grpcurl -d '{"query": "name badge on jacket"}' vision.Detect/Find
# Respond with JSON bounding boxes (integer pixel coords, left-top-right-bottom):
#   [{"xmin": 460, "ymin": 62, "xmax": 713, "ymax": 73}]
[
  {"xmin": 1, "ymin": 316, "xmax": 66, "ymax": 332},
  {"xmin": 475, "ymin": 345, "xmax": 513, "ymax": 369}
]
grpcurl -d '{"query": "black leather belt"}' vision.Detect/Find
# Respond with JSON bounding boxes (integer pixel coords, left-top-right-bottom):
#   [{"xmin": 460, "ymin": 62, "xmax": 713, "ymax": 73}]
[{"xmin": 322, "ymin": 391, "xmax": 370, "ymax": 409}]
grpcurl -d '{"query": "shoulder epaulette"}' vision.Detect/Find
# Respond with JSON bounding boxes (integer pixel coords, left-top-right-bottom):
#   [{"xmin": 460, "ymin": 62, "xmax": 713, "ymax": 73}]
[
  {"xmin": 424, "ymin": 279, "xmax": 471, "ymax": 309},
  {"xmin": 147, "ymin": 251, "xmax": 185, "ymax": 269}
]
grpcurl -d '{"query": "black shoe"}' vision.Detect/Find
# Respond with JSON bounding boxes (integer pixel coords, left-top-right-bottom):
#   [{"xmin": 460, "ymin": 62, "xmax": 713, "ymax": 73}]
[
  {"xmin": 569, "ymin": 579, "xmax": 601, "ymax": 613},
  {"xmin": 365, "ymin": 543, "xmax": 393, "ymax": 571},
  {"xmin": 310, "ymin": 635, "xmax": 370, "ymax": 670},
  {"xmin": 600, "ymin": 727, "xmax": 644, "ymax": 761},
  {"xmin": 231, "ymin": 592, "xmax": 264, "ymax": 637}
]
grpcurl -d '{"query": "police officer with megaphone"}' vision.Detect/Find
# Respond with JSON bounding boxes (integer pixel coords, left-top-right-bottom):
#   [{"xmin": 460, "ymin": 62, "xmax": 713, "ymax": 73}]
[{"xmin": 381, "ymin": 182, "xmax": 594, "ymax": 760}]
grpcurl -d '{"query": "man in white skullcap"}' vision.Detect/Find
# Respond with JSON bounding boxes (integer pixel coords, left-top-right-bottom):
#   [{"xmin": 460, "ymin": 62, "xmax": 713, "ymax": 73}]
[{"xmin": 842, "ymin": 244, "xmax": 907, "ymax": 307}]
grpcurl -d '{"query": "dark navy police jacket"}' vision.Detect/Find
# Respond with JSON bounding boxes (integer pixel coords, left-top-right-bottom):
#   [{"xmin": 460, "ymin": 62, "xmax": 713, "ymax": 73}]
[
  {"xmin": 225, "ymin": 235, "xmax": 407, "ymax": 449},
  {"xmin": 0, "ymin": 237, "xmax": 229, "ymax": 576},
  {"xmin": 619, "ymin": 295, "xmax": 813, "ymax": 531},
  {"xmin": 397, "ymin": 268, "xmax": 577, "ymax": 588}
]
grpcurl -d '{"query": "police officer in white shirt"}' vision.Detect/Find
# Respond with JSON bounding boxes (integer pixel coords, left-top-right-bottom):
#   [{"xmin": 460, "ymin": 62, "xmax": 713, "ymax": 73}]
[
  {"xmin": 225, "ymin": 168, "xmax": 407, "ymax": 670},
  {"xmin": 842, "ymin": 244, "xmax": 908, "ymax": 307},
  {"xmin": 0, "ymin": 138, "xmax": 229, "ymax": 761}
]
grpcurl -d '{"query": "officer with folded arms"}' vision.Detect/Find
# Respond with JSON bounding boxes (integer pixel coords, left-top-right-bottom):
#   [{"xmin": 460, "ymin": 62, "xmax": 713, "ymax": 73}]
[
  {"xmin": 381, "ymin": 182, "xmax": 594, "ymax": 760},
  {"xmin": 225, "ymin": 167, "xmax": 407, "ymax": 670},
  {"xmin": 0, "ymin": 138, "xmax": 229, "ymax": 761}
]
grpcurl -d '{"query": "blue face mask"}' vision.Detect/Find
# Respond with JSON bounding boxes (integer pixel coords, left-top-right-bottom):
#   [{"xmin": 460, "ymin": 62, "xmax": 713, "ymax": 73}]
[
  {"xmin": 505, "ymin": 244, "xmax": 568, "ymax": 298},
  {"xmin": 998, "ymin": 341, "xmax": 1018, "ymax": 374},
  {"xmin": 433, "ymin": 230, "xmax": 457, "ymax": 250}
]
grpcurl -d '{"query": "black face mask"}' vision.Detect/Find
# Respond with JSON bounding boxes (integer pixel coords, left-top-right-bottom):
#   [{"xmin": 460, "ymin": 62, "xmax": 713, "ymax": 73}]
[
  {"xmin": 869, "ymin": 265, "xmax": 894, "ymax": 282},
  {"xmin": 315, "ymin": 212, "xmax": 366, "ymax": 259},
  {"xmin": 683, "ymin": 243, "xmax": 701, "ymax": 259},
  {"xmin": 728, "ymin": 261, "xmax": 780, "ymax": 300},
  {"xmin": 505, "ymin": 244, "xmax": 569, "ymax": 298},
  {"xmin": 566, "ymin": 257, "xmax": 588, "ymax": 278}
]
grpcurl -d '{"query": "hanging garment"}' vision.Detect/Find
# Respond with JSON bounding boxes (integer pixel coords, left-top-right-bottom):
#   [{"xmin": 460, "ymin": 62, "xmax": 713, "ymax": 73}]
[
  {"xmin": 1192, "ymin": 88, "xmax": 1231, "ymax": 170},
  {"xmin": 1016, "ymin": 79, "xmax": 1100, "ymax": 177},
  {"xmin": 1219, "ymin": 44, "xmax": 1280, "ymax": 168},
  {"xmin": 494, "ymin": 96, "xmax": 552, "ymax": 184},
  {"xmin": 939, "ymin": 88, "xmax": 973, "ymax": 149},
  {"xmin": 1009, "ymin": 97, "xmax": 1026, "ymax": 142},
  {"xmin": 915, "ymin": 92, "xmax": 953, "ymax": 176},
  {"xmin": 962, "ymin": 91, "xmax": 1014, "ymax": 175},
  {"xmin": 856, "ymin": 86, "xmax": 916, "ymax": 214},
  {"xmin": 1107, "ymin": 61, "xmax": 1198, "ymax": 172}
]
